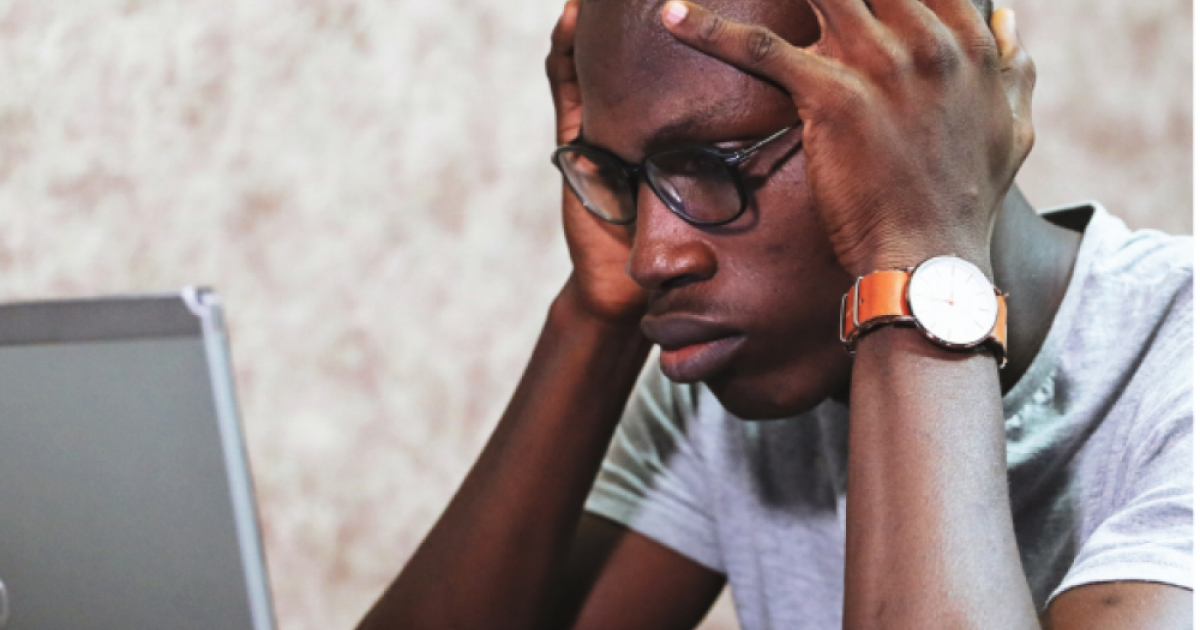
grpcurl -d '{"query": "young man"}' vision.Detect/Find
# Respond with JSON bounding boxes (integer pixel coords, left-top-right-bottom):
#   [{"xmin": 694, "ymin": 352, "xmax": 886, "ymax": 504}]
[{"xmin": 359, "ymin": 0, "xmax": 1192, "ymax": 628}]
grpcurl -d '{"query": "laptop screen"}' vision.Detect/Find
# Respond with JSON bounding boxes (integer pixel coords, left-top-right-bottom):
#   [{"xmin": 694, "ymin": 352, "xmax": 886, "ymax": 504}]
[{"xmin": 0, "ymin": 289, "xmax": 275, "ymax": 630}]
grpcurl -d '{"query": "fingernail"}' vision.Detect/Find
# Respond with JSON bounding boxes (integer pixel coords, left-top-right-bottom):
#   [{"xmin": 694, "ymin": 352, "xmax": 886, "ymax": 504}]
[{"xmin": 663, "ymin": 1, "xmax": 688, "ymax": 25}]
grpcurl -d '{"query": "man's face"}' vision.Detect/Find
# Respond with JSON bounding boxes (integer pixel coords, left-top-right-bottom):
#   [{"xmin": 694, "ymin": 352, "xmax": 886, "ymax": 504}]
[{"xmin": 574, "ymin": 0, "xmax": 855, "ymax": 419}]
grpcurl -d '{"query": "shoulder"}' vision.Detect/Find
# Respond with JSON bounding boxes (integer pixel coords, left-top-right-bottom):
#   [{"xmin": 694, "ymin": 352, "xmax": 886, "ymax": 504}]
[
  {"xmin": 596, "ymin": 352, "xmax": 719, "ymax": 483},
  {"xmin": 1047, "ymin": 205, "xmax": 1194, "ymax": 598},
  {"xmin": 1075, "ymin": 204, "xmax": 1192, "ymax": 291},
  {"xmin": 1033, "ymin": 202, "xmax": 1192, "ymax": 514},
  {"xmin": 1057, "ymin": 204, "xmax": 1191, "ymax": 378},
  {"xmin": 1067, "ymin": 204, "xmax": 1192, "ymax": 441},
  {"xmin": 586, "ymin": 353, "xmax": 729, "ymax": 572}
]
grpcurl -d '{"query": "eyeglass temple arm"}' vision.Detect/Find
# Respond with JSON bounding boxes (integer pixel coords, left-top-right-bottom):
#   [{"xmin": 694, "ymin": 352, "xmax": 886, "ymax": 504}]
[{"xmin": 727, "ymin": 121, "xmax": 802, "ymax": 165}]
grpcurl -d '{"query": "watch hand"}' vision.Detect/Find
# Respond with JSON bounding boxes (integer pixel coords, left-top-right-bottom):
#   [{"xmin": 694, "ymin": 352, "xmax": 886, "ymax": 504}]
[{"xmin": 912, "ymin": 290, "xmax": 952, "ymax": 305}]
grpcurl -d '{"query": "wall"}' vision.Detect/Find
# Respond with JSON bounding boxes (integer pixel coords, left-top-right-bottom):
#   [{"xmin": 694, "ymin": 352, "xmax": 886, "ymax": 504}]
[{"xmin": 0, "ymin": 0, "xmax": 1190, "ymax": 628}]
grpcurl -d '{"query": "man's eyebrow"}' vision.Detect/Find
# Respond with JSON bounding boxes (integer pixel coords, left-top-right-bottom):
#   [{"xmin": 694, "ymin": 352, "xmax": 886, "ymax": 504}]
[
  {"xmin": 576, "ymin": 99, "xmax": 741, "ymax": 157},
  {"xmin": 646, "ymin": 100, "xmax": 739, "ymax": 147}
]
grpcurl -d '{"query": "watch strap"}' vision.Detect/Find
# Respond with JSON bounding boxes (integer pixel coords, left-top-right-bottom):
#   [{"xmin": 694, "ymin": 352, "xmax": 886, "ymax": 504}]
[{"xmin": 841, "ymin": 270, "xmax": 913, "ymax": 341}]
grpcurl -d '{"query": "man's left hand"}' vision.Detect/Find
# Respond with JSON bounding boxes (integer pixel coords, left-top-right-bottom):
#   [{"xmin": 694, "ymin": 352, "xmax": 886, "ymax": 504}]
[{"xmin": 660, "ymin": 0, "xmax": 1035, "ymax": 278}]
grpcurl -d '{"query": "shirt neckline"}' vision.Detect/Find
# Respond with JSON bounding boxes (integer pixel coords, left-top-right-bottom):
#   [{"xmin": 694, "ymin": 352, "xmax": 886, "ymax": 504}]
[{"xmin": 1000, "ymin": 200, "xmax": 1114, "ymax": 418}]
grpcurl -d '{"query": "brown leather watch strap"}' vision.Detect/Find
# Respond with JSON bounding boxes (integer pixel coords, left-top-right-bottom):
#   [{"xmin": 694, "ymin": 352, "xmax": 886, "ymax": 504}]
[
  {"xmin": 841, "ymin": 270, "xmax": 914, "ymax": 344},
  {"xmin": 992, "ymin": 293, "xmax": 1009, "ymax": 352}
]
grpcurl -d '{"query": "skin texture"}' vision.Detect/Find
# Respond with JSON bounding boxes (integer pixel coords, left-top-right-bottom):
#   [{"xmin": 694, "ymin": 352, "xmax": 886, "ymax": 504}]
[
  {"xmin": 356, "ymin": 1, "xmax": 1192, "ymax": 628},
  {"xmin": 573, "ymin": 0, "xmax": 856, "ymax": 418}
]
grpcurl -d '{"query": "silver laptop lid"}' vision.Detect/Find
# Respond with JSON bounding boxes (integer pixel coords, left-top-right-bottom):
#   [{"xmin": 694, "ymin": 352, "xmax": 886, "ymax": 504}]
[{"xmin": 0, "ymin": 288, "xmax": 275, "ymax": 630}]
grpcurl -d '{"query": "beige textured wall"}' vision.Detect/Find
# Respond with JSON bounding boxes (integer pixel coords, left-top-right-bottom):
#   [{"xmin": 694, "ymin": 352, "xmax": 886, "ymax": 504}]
[{"xmin": 0, "ymin": 1, "xmax": 1189, "ymax": 629}]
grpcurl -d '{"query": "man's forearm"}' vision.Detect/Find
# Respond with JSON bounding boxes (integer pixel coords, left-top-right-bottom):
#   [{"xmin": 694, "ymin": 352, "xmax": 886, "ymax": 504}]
[
  {"xmin": 843, "ymin": 326, "xmax": 1039, "ymax": 630},
  {"xmin": 358, "ymin": 280, "xmax": 652, "ymax": 630}
]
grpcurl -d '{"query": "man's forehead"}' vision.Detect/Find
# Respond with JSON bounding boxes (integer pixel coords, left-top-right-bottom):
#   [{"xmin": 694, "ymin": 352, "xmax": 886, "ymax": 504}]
[
  {"xmin": 574, "ymin": 0, "xmax": 994, "ymax": 84},
  {"xmin": 577, "ymin": 95, "xmax": 750, "ymax": 151},
  {"xmin": 574, "ymin": 0, "xmax": 809, "ymax": 154},
  {"xmin": 576, "ymin": 73, "xmax": 792, "ymax": 156},
  {"xmin": 575, "ymin": 0, "xmax": 818, "ymax": 75}
]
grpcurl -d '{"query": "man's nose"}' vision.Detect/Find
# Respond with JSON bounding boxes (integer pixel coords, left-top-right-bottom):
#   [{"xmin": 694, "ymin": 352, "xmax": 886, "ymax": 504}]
[{"xmin": 626, "ymin": 182, "xmax": 718, "ymax": 292}]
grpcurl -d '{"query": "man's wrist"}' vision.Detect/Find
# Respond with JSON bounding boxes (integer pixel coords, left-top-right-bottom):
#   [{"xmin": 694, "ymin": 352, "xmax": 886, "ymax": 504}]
[
  {"xmin": 854, "ymin": 324, "xmax": 999, "ymax": 366},
  {"xmin": 846, "ymin": 240, "xmax": 993, "ymax": 281},
  {"xmin": 549, "ymin": 280, "xmax": 649, "ymax": 344}
]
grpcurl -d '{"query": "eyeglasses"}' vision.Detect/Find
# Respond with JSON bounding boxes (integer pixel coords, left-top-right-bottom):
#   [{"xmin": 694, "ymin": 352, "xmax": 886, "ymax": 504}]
[{"xmin": 551, "ymin": 122, "xmax": 801, "ymax": 227}]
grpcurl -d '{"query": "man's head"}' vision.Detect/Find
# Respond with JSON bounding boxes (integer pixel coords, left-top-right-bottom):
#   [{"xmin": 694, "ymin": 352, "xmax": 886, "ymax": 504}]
[{"xmin": 569, "ymin": 0, "xmax": 992, "ymax": 419}]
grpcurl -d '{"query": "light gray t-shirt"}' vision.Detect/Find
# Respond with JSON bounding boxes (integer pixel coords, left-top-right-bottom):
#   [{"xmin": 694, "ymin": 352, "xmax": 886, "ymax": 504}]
[{"xmin": 585, "ymin": 203, "xmax": 1193, "ymax": 630}]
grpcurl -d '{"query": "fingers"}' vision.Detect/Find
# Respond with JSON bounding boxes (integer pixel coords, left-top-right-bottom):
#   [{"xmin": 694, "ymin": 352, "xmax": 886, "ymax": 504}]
[
  {"xmin": 991, "ymin": 9, "xmax": 1036, "ymax": 160},
  {"xmin": 922, "ymin": 0, "xmax": 993, "ymax": 43},
  {"xmin": 546, "ymin": 0, "xmax": 579, "ymax": 85},
  {"xmin": 803, "ymin": 0, "xmax": 875, "ymax": 37},
  {"xmin": 660, "ymin": 1, "xmax": 838, "ymax": 114},
  {"xmin": 866, "ymin": 0, "xmax": 931, "ymax": 28},
  {"xmin": 864, "ymin": 0, "xmax": 947, "ymax": 53},
  {"xmin": 546, "ymin": 0, "xmax": 583, "ymax": 143}
]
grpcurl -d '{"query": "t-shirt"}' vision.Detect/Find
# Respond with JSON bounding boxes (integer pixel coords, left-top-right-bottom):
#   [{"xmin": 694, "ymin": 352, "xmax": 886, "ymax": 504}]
[{"xmin": 584, "ymin": 202, "xmax": 1193, "ymax": 630}]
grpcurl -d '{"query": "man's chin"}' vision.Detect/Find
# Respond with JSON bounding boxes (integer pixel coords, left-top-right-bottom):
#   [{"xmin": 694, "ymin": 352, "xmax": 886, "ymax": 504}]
[
  {"xmin": 654, "ymin": 342, "xmax": 853, "ymax": 420},
  {"xmin": 702, "ymin": 372, "xmax": 834, "ymax": 421}
]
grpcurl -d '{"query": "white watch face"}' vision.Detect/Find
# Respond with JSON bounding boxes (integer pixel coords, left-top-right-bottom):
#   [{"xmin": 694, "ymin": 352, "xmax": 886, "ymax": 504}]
[{"xmin": 907, "ymin": 256, "xmax": 998, "ymax": 346}]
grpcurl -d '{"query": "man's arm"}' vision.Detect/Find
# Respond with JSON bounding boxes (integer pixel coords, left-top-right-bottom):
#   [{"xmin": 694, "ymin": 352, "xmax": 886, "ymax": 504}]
[
  {"xmin": 561, "ymin": 514, "xmax": 726, "ymax": 630},
  {"xmin": 1043, "ymin": 582, "xmax": 1193, "ymax": 630},
  {"xmin": 357, "ymin": 3, "xmax": 727, "ymax": 627},
  {"xmin": 356, "ymin": 286, "xmax": 726, "ymax": 630},
  {"xmin": 659, "ymin": 1, "xmax": 1190, "ymax": 629},
  {"xmin": 844, "ymin": 327, "xmax": 1038, "ymax": 630},
  {"xmin": 847, "ymin": 326, "xmax": 1193, "ymax": 630}
]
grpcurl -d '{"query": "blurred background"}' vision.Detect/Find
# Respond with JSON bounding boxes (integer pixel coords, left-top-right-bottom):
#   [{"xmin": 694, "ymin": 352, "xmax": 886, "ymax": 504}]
[{"xmin": 0, "ymin": 0, "xmax": 1190, "ymax": 628}]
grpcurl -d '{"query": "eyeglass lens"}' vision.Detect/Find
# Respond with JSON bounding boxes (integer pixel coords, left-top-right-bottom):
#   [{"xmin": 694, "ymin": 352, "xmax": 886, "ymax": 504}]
[
  {"xmin": 645, "ymin": 150, "xmax": 742, "ymax": 225},
  {"xmin": 556, "ymin": 147, "xmax": 743, "ymax": 226},
  {"xmin": 556, "ymin": 148, "xmax": 637, "ymax": 224}
]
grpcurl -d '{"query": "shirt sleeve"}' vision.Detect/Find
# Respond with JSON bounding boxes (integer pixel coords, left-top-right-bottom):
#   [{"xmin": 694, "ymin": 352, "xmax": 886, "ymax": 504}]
[
  {"xmin": 1049, "ymin": 385, "xmax": 1193, "ymax": 600},
  {"xmin": 584, "ymin": 354, "xmax": 724, "ymax": 573}
]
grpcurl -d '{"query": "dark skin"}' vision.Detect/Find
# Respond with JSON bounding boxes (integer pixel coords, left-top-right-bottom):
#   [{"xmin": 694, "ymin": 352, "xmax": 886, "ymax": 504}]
[{"xmin": 357, "ymin": 0, "xmax": 1192, "ymax": 628}]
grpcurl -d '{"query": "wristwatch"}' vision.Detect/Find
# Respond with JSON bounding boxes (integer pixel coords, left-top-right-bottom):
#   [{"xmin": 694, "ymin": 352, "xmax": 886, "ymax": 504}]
[{"xmin": 840, "ymin": 255, "xmax": 1008, "ymax": 367}]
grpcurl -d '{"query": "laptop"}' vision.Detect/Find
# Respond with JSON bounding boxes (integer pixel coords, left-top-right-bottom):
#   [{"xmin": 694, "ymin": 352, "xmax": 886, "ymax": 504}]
[{"xmin": 0, "ymin": 288, "xmax": 276, "ymax": 630}]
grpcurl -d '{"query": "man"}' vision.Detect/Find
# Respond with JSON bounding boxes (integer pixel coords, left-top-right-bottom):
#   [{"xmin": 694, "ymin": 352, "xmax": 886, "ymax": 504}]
[{"xmin": 359, "ymin": 0, "xmax": 1192, "ymax": 628}]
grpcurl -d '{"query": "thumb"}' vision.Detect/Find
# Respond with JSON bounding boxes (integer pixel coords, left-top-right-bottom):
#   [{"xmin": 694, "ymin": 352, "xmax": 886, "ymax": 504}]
[{"xmin": 992, "ymin": 8, "xmax": 1036, "ymax": 162}]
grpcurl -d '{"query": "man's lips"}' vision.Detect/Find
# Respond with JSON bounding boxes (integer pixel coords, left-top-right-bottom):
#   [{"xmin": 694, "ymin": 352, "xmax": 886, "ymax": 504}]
[{"xmin": 641, "ymin": 316, "xmax": 745, "ymax": 382}]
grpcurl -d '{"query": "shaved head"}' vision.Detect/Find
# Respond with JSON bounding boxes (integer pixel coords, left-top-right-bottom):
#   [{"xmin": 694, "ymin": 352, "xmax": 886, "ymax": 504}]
[
  {"xmin": 574, "ymin": 0, "xmax": 817, "ymax": 106},
  {"xmin": 574, "ymin": 0, "xmax": 996, "ymax": 91},
  {"xmin": 573, "ymin": 0, "xmax": 994, "ymax": 155},
  {"xmin": 573, "ymin": 0, "xmax": 821, "ymax": 159}
]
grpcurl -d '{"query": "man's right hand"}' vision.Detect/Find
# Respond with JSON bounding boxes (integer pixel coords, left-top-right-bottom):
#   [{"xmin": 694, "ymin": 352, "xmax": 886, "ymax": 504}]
[
  {"xmin": 547, "ymin": 0, "xmax": 649, "ymax": 328},
  {"xmin": 357, "ymin": 6, "xmax": 728, "ymax": 629}
]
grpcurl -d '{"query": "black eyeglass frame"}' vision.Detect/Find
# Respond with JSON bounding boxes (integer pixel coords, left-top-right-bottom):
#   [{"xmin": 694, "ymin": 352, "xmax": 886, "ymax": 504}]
[{"xmin": 551, "ymin": 121, "xmax": 801, "ymax": 227}]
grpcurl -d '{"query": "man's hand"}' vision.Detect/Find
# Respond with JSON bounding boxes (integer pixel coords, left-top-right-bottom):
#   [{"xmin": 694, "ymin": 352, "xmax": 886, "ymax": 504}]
[
  {"xmin": 547, "ymin": 0, "xmax": 649, "ymax": 326},
  {"xmin": 660, "ymin": 0, "xmax": 1036, "ymax": 278}
]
